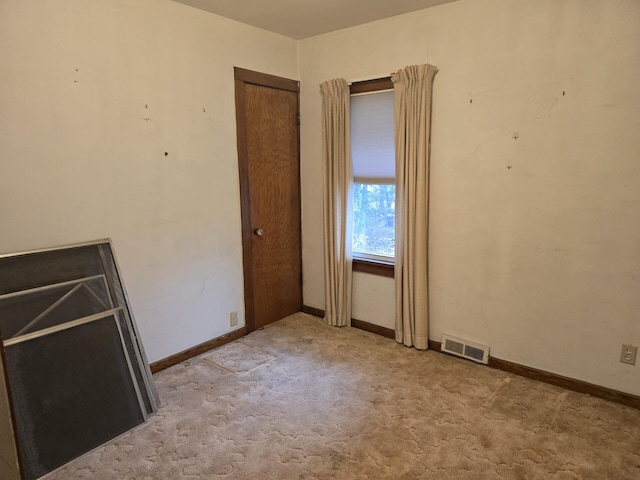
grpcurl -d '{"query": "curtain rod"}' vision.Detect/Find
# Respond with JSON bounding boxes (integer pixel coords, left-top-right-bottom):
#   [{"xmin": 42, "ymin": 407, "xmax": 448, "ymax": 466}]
[{"xmin": 347, "ymin": 72, "xmax": 395, "ymax": 85}]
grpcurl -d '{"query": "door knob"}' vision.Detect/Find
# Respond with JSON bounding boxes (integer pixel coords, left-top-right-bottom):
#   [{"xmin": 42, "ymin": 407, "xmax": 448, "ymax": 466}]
[{"xmin": 254, "ymin": 228, "xmax": 264, "ymax": 237}]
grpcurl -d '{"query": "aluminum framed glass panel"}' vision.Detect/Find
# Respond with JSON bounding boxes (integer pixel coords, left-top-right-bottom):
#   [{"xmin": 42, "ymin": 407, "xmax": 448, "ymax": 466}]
[
  {"xmin": 4, "ymin": 312, "xmax": 145, "ymax": 480},
  {"xmin": 0, "ymin": 275, "xmax": 111, "ymax": 339},
  {"xmin": 0, "ymin": 239, "xmax": 159, "ymax": 479}
]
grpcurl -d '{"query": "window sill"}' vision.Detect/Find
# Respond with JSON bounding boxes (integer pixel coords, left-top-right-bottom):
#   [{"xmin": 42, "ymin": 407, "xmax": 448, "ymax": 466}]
[{"xmin": 352, "ymin": 258, "xmax": 394, "ymax": 278}]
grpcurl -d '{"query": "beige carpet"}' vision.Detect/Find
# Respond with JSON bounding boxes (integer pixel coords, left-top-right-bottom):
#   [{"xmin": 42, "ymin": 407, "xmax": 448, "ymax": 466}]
[{"xmin": 50, "ymin": 313, "xmax": 640, "ymax": 479}]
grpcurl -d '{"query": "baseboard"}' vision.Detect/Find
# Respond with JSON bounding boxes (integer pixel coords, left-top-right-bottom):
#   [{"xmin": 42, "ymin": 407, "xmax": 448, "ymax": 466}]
[
  {"xmin": 302, "ymin": 305, "xmax": 395, "ymax": 338},
  {"xmin": 301, "ymin": 305, "xmax": 325, "ymax": 318},
  {"xmin": 150, "ymin": 327, "xmax": 247, "ymax": 374},
  {"xmin": 350, "ymin": 318, "xmax": 395, "ymax": 339},
  {"xmin": 301, "ymin": 305, "xmax": 640, "ymax": 410},
  {"xmin": 487, "ymin": 357, "xmax": 640, "ymax": 409}
]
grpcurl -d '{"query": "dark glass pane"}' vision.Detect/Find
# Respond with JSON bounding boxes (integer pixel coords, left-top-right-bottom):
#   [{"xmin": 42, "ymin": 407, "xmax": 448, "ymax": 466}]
[
  {"xmin": 0, "ymin": 246, "xmax": 103, "ymax": 296},
  {"xmin": 0, "ymin": 277, "xmax": 111, "ymax": 339},
  {"xmin": 5, "ymin": 316, "xmax": 144, "ymax": 480}
]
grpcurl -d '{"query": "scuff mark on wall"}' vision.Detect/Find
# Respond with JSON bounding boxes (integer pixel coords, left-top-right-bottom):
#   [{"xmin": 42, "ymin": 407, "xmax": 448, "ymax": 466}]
[
  {"xmin": 532, "ymin": 97, "xmax": 559, "ymax": 119},
  {"xmin": 200, "ymin": 275, "xmax": 209, "ymax": 294},
  {"xmin": 467, "ymin": 82, "xmax": 563, "ymax": 123}
]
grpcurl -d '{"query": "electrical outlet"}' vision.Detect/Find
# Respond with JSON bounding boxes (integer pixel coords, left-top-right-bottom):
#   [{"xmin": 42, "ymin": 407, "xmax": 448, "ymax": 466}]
[
  {"xmin": 229, "ymin": 311, "xmax": 238, "ymax": 327},
  {"xmin": 620, "ymin": 344, "xmax": 637, "ymax": 365}
]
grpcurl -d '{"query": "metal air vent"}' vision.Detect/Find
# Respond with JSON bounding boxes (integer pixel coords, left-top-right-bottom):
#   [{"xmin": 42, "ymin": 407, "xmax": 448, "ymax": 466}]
[{"xmin": 441, "ymin": 334, "xmax": 489, "ymax": 365}]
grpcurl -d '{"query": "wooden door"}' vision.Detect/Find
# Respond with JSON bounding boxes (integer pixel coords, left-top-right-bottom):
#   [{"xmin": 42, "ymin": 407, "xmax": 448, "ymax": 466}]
[{"xmin": 234, "ymin": 68, "xmax": 301, "ymax": 332}]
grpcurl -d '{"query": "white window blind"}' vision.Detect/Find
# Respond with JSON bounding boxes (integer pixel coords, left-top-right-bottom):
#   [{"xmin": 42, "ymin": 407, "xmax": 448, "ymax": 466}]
[{"xmin": 350, "ymin": 90, "xmax": 395, "ymax": 183}]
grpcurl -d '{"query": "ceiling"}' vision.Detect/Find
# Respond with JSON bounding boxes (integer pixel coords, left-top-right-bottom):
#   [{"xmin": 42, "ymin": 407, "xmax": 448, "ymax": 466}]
[{"xmin": 172, "ymin": 0, "xmax": 458, "ymax": 40}]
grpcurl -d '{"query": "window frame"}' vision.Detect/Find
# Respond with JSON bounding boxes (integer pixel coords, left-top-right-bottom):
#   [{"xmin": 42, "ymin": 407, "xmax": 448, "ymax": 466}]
[{"xmin": 350, "ymin": 77, "xmax": 395, "ymax": 278}]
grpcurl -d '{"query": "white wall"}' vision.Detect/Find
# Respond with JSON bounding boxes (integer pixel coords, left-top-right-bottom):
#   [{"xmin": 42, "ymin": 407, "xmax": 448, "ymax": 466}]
[
  {"xmin": 0, "ymin": 0, "xmax": 298, "ymax": 362},
  {"xmin": 299, "ymin": 0, "xmax": 640, "ymax": 395},
  {"xmin": 2, "ymin": 0, "xmax": 639, "ymax": 397}
]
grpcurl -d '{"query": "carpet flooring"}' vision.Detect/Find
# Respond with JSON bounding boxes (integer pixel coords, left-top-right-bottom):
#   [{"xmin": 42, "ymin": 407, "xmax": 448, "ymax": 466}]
[{"xmin": 49, "ymin": 312, "xmax": 640, "ymax": 479}]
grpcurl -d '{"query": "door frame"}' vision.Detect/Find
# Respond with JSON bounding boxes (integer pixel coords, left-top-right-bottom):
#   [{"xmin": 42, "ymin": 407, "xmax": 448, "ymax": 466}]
[{"xmin": 233, "ymin": 67, "xmax": 302, "ymax": 333}]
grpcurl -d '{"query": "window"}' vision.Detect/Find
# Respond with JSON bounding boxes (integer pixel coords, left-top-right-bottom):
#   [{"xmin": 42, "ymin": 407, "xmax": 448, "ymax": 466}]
[
  {"xmin": 352, "ymin": 183, "xmax": 395, "ymax": 258},
  {"xmin": 350, "ymin": 78, "xmax": 395, "ymax": 276}
]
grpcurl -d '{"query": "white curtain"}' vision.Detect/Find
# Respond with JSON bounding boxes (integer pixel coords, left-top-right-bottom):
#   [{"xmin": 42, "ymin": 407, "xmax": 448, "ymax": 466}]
[
  {"xmin": 320, "ymin": 79, "xmax": 353, "ymax": 327},
  {"xmin": 392, "ymin": 64, "xmax": 438, "ymax": 349}
]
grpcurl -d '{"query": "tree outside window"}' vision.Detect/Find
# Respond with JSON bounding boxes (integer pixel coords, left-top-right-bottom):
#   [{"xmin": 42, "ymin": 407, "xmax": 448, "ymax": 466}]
[{"xmin": 352, "ymin": 183, "xmax": 395, "ymax": 258}]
